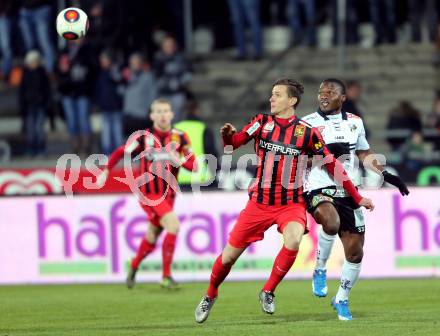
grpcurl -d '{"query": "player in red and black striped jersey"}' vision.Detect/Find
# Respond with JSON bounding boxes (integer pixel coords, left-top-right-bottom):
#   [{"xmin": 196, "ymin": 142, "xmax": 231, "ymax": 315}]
[
  {"xmin": 98, "ymin": 99, "xmax": 197, "ymax": 289},
  {"xmin": 195, "ymin": 78, "xmax": 374, "ymax": 323}
]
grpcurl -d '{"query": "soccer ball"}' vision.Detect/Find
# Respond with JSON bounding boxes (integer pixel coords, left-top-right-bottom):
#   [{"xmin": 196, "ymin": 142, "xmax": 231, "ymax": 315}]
[{"xmin": 56, "ymin": 7, "xmax": 88, "ymax": 40}]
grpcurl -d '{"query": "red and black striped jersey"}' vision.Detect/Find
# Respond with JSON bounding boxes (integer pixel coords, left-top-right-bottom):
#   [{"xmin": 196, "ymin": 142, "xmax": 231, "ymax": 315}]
[
  {"xmin": 223, "ymin": 113, "xmax": 362, "ymax": 206},
  {"xmin": 107, "ymin": 127, "xmax": 196, "ymax": 201}
]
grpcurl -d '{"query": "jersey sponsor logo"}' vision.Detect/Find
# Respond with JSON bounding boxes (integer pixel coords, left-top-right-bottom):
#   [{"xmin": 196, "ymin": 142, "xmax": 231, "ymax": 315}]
[
  {"xmin": 262, "ymin": 121, "xmax": 274, "ymax": 133},
  {"xmin": 314, "ymin": 141, "xmax": 323, "ymax": 151},
  {"xmin": 143, "ymin": 150, "xmax": 172, "ymax": 162},
  {"xmin": 335, "ymin": 136, "xmax": 345, "ymax": 140},
  {"xmin": 294, "ymin": 125, "xmax": 305, "ymax": 137},
  {"xmin": 311, "ymin": 194, "xmax": 333, "ymax": 207},
  {"xmin": 258, "ymin": 139, "xmax": 300, "ymax": 156},
  {"xmin": 246, "ymin": 121, "xmax": 261, "ymax": 136}
]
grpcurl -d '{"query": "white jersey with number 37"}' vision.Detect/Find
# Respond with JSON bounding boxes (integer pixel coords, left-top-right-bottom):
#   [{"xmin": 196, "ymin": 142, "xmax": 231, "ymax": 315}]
[{"xmin": 302, "ymin": 110, "xmax": 370, "ymax": 192}]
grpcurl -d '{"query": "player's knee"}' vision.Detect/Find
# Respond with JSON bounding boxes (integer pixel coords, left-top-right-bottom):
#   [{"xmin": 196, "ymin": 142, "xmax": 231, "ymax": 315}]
[
  {"xmin": 160, "ymin": 213, "xmax": 180, "ymax": 234},
  {"xmin": 166, "ymin": 224, "xmax": 179, "ymax": 235},
  {"xmin": 316, "ymin": 208, "xmax": 339, "ymax": 235},
  {"xmin": 346, "ymin": 250, "xmax": 363, "ymax": 263},
  {"xmin": 283, "ymin": 232, "xmax": 302, "ymax": 250},
  {"xmin": 323, "ymin": 222, "xmax": 339, "ymax": 236},
  {"xmin": 146, "ymin": 231, "xmax": 158, "ymax": 244},
  {"xmin": 221, "ymin": 253, "xmax": 238, "ymax": 266}
]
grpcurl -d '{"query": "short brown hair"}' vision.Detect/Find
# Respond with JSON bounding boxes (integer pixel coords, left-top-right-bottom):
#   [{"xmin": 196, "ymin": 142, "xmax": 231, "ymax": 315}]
[
  {"xmin": 151, "ymin": 98, "xmax": 172, "ymax": 111},
  {"xmin": 272, "ymin": 78, "xmax": 305, "ymax": 108}
]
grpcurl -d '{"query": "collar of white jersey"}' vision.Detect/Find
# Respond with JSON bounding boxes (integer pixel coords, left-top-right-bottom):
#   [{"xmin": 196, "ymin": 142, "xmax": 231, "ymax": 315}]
[{"xmin": 317, "ymin": 108, "xmax": 348, "ymax": 121}]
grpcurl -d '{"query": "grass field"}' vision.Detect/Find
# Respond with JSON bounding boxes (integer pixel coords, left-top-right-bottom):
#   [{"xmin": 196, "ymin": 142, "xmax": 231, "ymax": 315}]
[{"xmin": 1, "ymin": 278, "xmax": 438, "ymax": 336}]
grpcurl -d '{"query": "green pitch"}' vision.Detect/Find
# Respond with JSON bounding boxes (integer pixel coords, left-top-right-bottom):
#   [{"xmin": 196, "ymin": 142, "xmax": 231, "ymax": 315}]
[{"xmin": 0, "ymin": 279, "xmax": 438, "ymax": 336}]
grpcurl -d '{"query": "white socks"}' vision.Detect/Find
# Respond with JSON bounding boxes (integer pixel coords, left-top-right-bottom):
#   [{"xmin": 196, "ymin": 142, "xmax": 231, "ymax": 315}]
[
  {"xmin": 315, "ymin": 229, "xmax": 336, "ymax": 270},
  {"xmin": 335, "ymin": 260, "xmax": 361, "ymax": 302}
]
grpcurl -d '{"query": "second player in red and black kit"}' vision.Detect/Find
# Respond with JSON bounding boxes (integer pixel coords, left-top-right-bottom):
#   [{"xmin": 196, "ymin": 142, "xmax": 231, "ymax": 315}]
[
  {"xmin": 98, "ymin": 99, "xmax": 197, "ymax": 289},
  {"xmin": 195, "ymin": 78, "xmax": 374, "ymax": 323}
]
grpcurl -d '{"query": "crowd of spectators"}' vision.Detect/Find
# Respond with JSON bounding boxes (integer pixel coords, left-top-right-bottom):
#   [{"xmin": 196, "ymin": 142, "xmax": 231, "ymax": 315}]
[
  {"xmin": 1, "ymin": 0, "xmax": 440, "ymax": 159},
  {"xmin": 226, "ymin": 0, "xmax": 440, "ymax": 59},
  {"xmin": 0, "ymin": 1, "xmax": 193, "ymax": 157}
]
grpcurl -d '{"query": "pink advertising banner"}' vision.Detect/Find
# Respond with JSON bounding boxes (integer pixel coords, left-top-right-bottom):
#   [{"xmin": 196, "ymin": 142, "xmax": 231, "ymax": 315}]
[{"xmin": 0, "ymin": 188, "xmax": 439, "ymax": 284}]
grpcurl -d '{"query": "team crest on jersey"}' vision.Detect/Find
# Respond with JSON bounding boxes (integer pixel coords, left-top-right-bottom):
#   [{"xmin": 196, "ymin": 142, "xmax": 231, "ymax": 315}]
[
  {"xmin": 349, "ymin": 124, "xmax": 357, "ymax": 132},
  {"xmin": 314, "ymin": 141, "xmax": 323, "ymax": 150},
  {"xmin": 294, "ymin": 125, "xmax": 305, "ymax": 137},
  {"xmin": 317, "ymin": 126, "xmax": 325, "ymax": 133},
  {"xmin": 262, "ymin": 121, "xmax": 274, "ymax": 133},
  {"xmin": 171, "ymin": 132, "xmax": 180, "ymax": 143}
]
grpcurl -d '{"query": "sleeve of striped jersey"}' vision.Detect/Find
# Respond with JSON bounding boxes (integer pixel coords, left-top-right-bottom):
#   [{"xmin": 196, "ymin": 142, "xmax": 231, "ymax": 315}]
[
  {"xmin": 307, "ymin": 126, "xmax": 331, "ymax": 156},
  {"xmin": 180, "ymin": 132, "xmax": 198, "ymax": 172},
  {"xmin": 222, "ymin": 114, "xmax": 262, "ymax": 149},
  {"xmin": 107, "ymin": 140, "xmax": 141, "ymax": 170},
  {"xmin": 309, "ymin": 128, "xmax": 363, "ymax": 205},
  {"xmin": 355, "ymin": 120, "xmax": 370, "ymax": 150}
]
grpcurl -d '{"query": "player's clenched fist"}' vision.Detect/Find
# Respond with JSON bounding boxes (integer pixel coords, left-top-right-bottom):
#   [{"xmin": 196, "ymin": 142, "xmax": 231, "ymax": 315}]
[
  {"xmin": 359, "ymin": 197, "xmax": 375, "ymax": 211},
  {"xmin": 220, "ymin": 123, "xmax": 237, "ymax": 137}
]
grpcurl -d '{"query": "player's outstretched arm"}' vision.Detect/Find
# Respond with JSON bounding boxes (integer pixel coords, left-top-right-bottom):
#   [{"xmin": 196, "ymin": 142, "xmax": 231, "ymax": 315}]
[
  {"xmin": 308, "ymin": 128, "xmax": 369, "ymax": 208},
  {"xmin": 97, "ymin": 139, "xmax": 141, "ymax": 187},
  {"xmin": 357, "ymin": 149, "xmax": 409, "ymax": 196},
  {"xmin": 173, "ymin": 132, "xmax": 198, "ymax": 172},
  {"xmin": 358, "ymin": 197, "xmax": 375, "ymax": 211}
]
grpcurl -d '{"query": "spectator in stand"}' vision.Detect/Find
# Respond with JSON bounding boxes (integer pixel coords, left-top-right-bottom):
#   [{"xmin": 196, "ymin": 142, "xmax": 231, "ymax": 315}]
[
  {"xmin": 434, "ymin": 24, "xmax": 440, "ymax": 92},
  {"xmin": 227, "ymin": 0, "xmax": 263, "ymax": 60},
  {"xmin": 123, "ymin": 52, "xmax": 157, "ymax": 136},
  {"xmin": 19, "ymin": 50, "xmax": 51, "ymax": 156},
  {"xmin": 400, "ymin": 131, "xmax": 431, "ymax": 171},
  {"xmin": 369, "ymin": 0, "xmax": 397, "ymax": 45},
  {"xmin": 288, "ymin": 0, "xmax": 316, "ymax": 47},
  {"xmin": 176, "ymin": 99, "xmax": 219, "ymax": 160},
  {"xmin": 173, "ymin": 99, "xmax": 219, "ymax": 187},
  {"xmin": 0, "ymin": 0, "xmax": 19, "ymax": 82},
  {"xmin": 95, "ymin": 50, "xmax": 124, "ymax": 155},
  {"xmin": 428, "ymin": 94, "xmax": 440, "ymax": 130},
  {"xmin": 427, "ymin": 93, "xmax": 440, "ymax": 150},
  {"xmin": 331, "ymin": 0, "xmax": 359, "ymax": 45},
  {"xmin": 342, "ymin": 80, "xmax": 364, "ymax": 118},
  {"xmin": 79, "ymin": 0, "xmax": 125, "ymax": 56},
  {"xmin": 56, "ymin": 39, "xmax": 96, "ymax": 156},
  {"xmin": 342, "ymin": 79, "xmax": 369, "ymax": 137},
  {"xmin": 386, "ymin": 100, "xmax": 423, "ymax": 150},
  {"xmin": 153, "ymin": 36, "xmax": 192, "ymax": 122},
  {"xmin": 18, "ymin": 0, "xmax": 56, "ymax": 73},
  {"xmin": 407, "ymin": 0, "xmax": 439, "ymax": 43}
]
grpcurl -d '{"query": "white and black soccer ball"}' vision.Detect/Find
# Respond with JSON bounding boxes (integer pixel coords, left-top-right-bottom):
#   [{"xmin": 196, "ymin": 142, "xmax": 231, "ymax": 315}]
[{"xmin": 56, "ymin": 7, "xmax": 89, "ymax": 40}]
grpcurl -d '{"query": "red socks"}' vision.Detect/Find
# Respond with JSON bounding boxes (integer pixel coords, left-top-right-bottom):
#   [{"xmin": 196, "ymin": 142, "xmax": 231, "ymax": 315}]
[
  {"xmin": 131, "ymin": 233, "xmax": 178, "ymax": 278},
  {"xmin": 162, "ymin": 233, "xmax": 177, "ymax": 278},
  {"xmin": 131, "ymin": 238, "xmax": 155, "ymax": 270},
  {"xmin": 262, "ymin": 246, "xmax": 298, "ymax": 293},
  {"xmin": 206, "ymin": 254, "xmax": 232, "ymax": 299}
]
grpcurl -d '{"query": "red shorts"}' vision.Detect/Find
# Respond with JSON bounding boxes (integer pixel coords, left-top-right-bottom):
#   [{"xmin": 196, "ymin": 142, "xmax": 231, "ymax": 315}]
[
  {"xmin": 139, "ymin": 197, "xmax": 175, "ymax": 228},
  {"xmin": 228, "ymin": 200, "xmax": 307, "ymax": 248}
]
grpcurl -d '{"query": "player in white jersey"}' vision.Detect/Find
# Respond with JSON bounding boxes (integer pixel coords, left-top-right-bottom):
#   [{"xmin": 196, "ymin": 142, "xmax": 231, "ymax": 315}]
[{"xmin": 303, "ymin": 78, "xmax": 409, "ymax": 321}]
